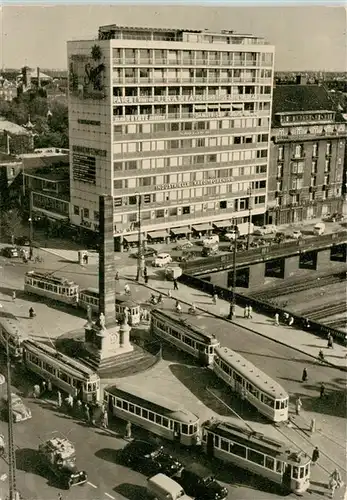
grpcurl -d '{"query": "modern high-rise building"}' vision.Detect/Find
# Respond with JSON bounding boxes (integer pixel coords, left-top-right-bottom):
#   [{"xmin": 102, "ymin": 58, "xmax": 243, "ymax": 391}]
[{"xmin": 67, "ymin": 25, "xmax": 274, "ymax": 250}]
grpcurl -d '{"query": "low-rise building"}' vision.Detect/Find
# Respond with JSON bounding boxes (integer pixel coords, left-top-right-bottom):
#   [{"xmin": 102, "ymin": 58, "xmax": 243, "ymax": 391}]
[
  {"xmin": 267, "ymin": 81, "xmax": 346, "ymax": 224},
  {"xmin": 0, "ymin": 153, "xmax": 23, "ymax": 209}
]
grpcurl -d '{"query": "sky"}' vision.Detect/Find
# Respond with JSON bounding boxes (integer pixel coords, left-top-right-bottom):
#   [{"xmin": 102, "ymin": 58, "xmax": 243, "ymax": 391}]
[{"xmin": 0, "ymin": 3, "xmax": 346, "ymax": 71}]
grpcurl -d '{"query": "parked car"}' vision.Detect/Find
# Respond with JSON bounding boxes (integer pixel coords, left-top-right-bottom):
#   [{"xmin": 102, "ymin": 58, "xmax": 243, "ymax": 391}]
[
  {"xmin": 175, "ymin": 239, "xmax": 193, "ymax": 250},
  {"xmin": 165, "ymin": 266, "xmax": 182, "ymax": 281},
  {"xmin": 131, "ymin": 247, "xmax": 157, "ymax": 259},
  {"xmin": 14, "ymin": 236, "xmax": 30, "ymax": 246},
  {"xmin": 1, "ymin": 393, "xmax": 32, "ymax": 423},
  {"xmin": 152, "ymin": 253, "xmax": 172, "ymax": 267},
  {"xmin": 202, "ymin": 235, "xmax": 219, "ymax": 247},
  {"xmin": 253, "ymin": 225, "xmax": 277, "ymax": 236},
  {"xmin": 291, "ymin": 230, "xmax": 302, "ymax": 239},
  {"xmin": 323, "ymin": 212, "xmax": 344, "ymax": 223},
  {"xmin": 313, "ymin": 222, "xmax": 325, "ymax": 236},
  {"xmin": 121, "ymin": 440, "xmax": 182, "ymax": 477},
  {"xmin": 1, "ymin": 247, "xmax": 19, "ymax": 258},
  {"xmin": 175, "ymin": 464, "xmax": 228, "ymax": 500}
]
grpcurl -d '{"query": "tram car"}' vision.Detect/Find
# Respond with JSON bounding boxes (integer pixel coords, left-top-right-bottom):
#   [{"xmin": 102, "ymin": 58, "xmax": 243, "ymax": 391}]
[
  {"xmin": 150, "ymin": 309, "xmax": 220, "ymax": 366},
  {"xmin": 24, "ymin": 271, "xmax": 79, "ymax": 306},
  {"xmin": 201, "ymin": 419, "xmax": 310, "ymax": 495},
  {"xmin": 22, "ymin": 339, "xmax": 100, "ymax": 403},
  {"xmin": 213, "ymin": 346, "xmax": 289, "ymax": 422},
  {"xmin": 104, "ymin": 382, "xmax": 200, "ymax": 447},
  {"xmin": 0, "ymin": 315, "xmax": 30, "ymax": 361},
  {"xmin": 78, "ymin": 288, "xmax": 141, "ymax": 325}
]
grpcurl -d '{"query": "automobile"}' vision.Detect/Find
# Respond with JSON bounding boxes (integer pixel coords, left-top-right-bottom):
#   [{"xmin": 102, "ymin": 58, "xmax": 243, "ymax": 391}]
[
  {"xmin": 131, "ymin": 247, "xmax": 157, "ymax": 259},
  {"xmin": 14, "ymin": 236, "xmax": 30, "ymax": 246},
  {"xmin": 121, "ymin": 440, "xmax": 182, "ymax": 477},
  {"xmin": 291, "ymin": 230, "xmax": 302, "ymax": 239},
  {"xmin": 175, "ymin": 463, "xmax": 228, "ymax": 500},
  {"xmin": 253, "ymin": 225, "xmax": 277, "ymax": 236},
  {"xmin": 175, "ymin": 239, "xmax": 193, "ymax": 250},
  {"xmin": 323, "ymin": 212, "xmax": 344, "ymax": 223},
  {"xmin": 222, "ymin": 230, "xmax": 238, "ymax": 241},
  {"xmin": 202, "ymin": 235, "xmax": 219, "ymax": 247},
  {"xmin": 0, "ymin": 374, "xmax": 5, "ymax": 385},
  {"xmin": 1, "ymin": 393, "xmax": 32, "ymax": 423},
  {"xmin": 152, "ymin": 252, "xmax": 172, "ymax": 267},
  {"xmin": 1, "ymin": 246, "xmax": 19, "ymax": 258}
]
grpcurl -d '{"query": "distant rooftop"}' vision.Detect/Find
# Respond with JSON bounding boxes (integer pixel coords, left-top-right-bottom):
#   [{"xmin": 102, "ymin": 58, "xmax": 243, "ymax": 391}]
[
  {"xmin": 19, "ymin": 148, "xmax": 69, "ymax": 159},
  {"xmin": 25, "ymin": 165, "xmax": 69, "ymax": 182},
  {"xmin": 0, "ymin": 118, "xmax": 29, "ymax": 135},
  {"xmin": 0, "ymin": 152, "xmax": 22, "ymax": 164}
]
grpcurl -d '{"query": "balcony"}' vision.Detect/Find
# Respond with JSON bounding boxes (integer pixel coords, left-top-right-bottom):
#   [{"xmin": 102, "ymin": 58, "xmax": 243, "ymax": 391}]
[
  {"xmin": 113, "ymin": 108, "xmax": 270, "ymax": 122},
  {"xmin": 113, "ymin": 93, "xmax": 269, "ymax": 105},
  {"xmin": 112, "ymin": 58, "xmax": 261, "ymax": 67}
]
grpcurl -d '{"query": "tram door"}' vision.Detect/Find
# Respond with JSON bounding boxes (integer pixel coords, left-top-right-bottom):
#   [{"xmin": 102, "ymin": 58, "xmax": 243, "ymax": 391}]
[
  {"xmin": 206, "ymin": 432, "xmax": 214, "ymax": 458},
  {"xmin": 173, "ymin": 422, "xmax": 181, "ymax": 443},
  {"xmin": 234, "ymin": 373, "xmax": 243, "ymax": 395},
  {"xmin": 283, "ymin": 464, "xmax": 292, "ymax": 491},
  {"xmin": 198, "ymin": 345, "xmax": 205, "ymax": 365}
]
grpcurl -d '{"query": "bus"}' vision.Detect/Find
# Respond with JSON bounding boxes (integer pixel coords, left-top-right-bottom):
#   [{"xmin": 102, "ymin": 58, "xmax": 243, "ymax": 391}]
[
  {"xmin": 24, "ymin": 271, "xmax": 79, "ymax": 306},
  {"xmin": 79, "ymin": 288, "xmax": 141, "ymax": 325},
  {"xmin": 22, "ymin": 339, "xmax": 100, "ymax": 403},
  {"xmin": 150, "ymin": 309, "xmax": 220, "ymax": 365},
  {"xmin": 104, "ymin": 382, "xmax": 200, "ymax": 446},
  {"xmin": 0, "ymin": 315, "xmax": 30, "ymax": 361},
  {"xmin": 213, "ymin": 347, "xmax": 289, "ymax": 422},
  {"xmin": 202, "ymin": 419, "xmax": 310, "ymax": 495}
]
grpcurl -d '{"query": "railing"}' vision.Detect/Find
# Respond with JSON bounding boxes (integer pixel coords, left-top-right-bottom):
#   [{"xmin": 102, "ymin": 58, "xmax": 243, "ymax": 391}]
[
  {"xmin": 181, "ymin": 231, "xmax": 347, "ymax": 274},
  {"xmin": 113, "ymin": 109, "xmax": 270, "ymax": 122},
  {"xmin": 113, "ymin": 58, "xmax": 263, "ymax": 67},
  {"xmin": 178, "ymin": 273, "xmax": 347, "ymax": 349},
  {"xmin": 113, "ymin": 93, "xmax": 271, "ymax": 104}
]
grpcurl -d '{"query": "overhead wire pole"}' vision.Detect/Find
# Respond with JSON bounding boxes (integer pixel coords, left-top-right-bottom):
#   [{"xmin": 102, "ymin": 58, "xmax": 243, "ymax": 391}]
[
  {"xmin": 229, "ymin": 221, "xmax": 238, "ymax": 320},
  {"xmin": 247, "ymin": 187, "xmax": 253, "ymax": 251},
  {"xmin": 6, "ymin": 341, "xmax": 19, "ymax": 500},
  {"xmin": 28, "ymin": 189, "xmax": 33, "ymax": 260},
  {"xmin": 136, "ymin": 193, "xmax": 143, "ymax": 282}
]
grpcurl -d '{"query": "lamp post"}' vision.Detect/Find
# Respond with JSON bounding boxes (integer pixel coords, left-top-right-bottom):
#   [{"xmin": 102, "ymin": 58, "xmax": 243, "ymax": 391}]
[
  {"xmin": 6, "ymin": 341, "xmax": 20, "ymax": 500},
  {"xmin": 229, "ymin": 222, "xmax": 238, "ymax": 320},
  {"xmin": 247, "ymin": 187, "xmax": 253, "ymax": 251},
  {"xmin": 136, "ymin": 193, "xmax": 144, "ymax": 282},
  {"xmin": 28, "ymin": 189, "xmax": 33, "ymax": 259}
]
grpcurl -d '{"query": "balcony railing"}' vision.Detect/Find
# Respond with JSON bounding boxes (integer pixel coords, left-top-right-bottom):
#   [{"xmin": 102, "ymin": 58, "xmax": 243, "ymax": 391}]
[
  {"xmin": 113, "ymin": 77, "xmax": 273, "ymax": 86},
  {"xmin": 113, "ymin": 108, "xmax": 271, "ymax": 122},
  {"xmin": 113, "ymin": 58, "xmax": 261, "ymax": 67},
  {"xmin": 113, "ymin": 93, "xmax": 270, "ymax": 104}
]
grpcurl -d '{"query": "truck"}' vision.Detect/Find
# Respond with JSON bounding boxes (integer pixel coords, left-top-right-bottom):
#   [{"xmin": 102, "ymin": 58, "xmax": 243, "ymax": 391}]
[{"xmin": 38, "ymin": 436, "xmax": 87, "ymax": 489}]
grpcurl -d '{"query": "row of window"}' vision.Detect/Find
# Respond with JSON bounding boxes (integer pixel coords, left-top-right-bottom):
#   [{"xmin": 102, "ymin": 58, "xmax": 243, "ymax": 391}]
[
  {"xmin": 214, "ymin": 355, "xmax": 288, "ymax": 409},
  {"xmin": 274, "ymin": 188, "xmax": 337, "ymax": 206},
  {"xmin": 154, "ymin": 319, "xmax": 212, "ymax": 353},
  {"xmin": 109, "ymin": 394, "xmax": 198, "ymax": 435},
  {"xmin": 32, "ymin": 193, "xmax": 69, "ymax": 216},
  {"xmin": 27, "ymin": 352, "xmax": 82, "ymax": 387},
  {"xmin": 25, "ymin": 278, "xmax": 78, "ymax": 296},
  {"xmin": 278, "ymin": 142, "xmax": 333, "ymax": 161},
  {"xmin": 280, "ymin": 113, "xmax": 334, "ymax": 124}
]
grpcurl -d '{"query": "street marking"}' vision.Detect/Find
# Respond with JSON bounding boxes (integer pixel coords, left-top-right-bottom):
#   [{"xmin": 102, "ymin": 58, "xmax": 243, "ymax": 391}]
[
  {"xmin": 105, "ymin": 494, "xmax": 115, "ymax": 499},
  {"xmin": 87, "ymin": 481, "xmax": 98, "ymax": 489}
]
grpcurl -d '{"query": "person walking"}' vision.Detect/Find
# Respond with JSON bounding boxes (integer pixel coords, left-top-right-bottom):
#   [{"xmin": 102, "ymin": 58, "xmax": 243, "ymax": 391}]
[
  {"xmin": 167, "ymin": 289, "xmax": 172, "ymax": 298},
  {"xmin": 12, "ymin": 291, "xmax": 16, "ymax": 302},
  {"xmin": 102, "ymin": 410, "xmax": 108, "ymax": 429},
  {"xmin": 310, "ymin": 418, "xmax": 316, "ymax": 434},
  {"xmin": 288, "ymin": 316, "xmax": 294, "ymax": 327},
  {"xmin": 283, "ymin": 312, "xmax": 289, "ymax": 324},
  {"xmin": 274, "ymin": 313, "xmax": 279, "ymax": 326},
  {"xmin": 327, "ymin": 333, "xmax": 334, "ymax": 349},
  {"xmin": 320, "ymin": 382, "xmax": 325, "ymax": 398},
  {"xmin": 329, "ymin": 478, "xmax": 338, "ymax": 498},
  {"xmin": 330, "ymin": 469, "xmax": 343, "ymax": 488},
  {"xmin": 311, "ymin": 446, "xmax": 320, "ymax": 465},
  {"xmin": 244, "ymin": 305, "xmax": 249, "ymax": 319},
  {"xmin": 41, "ymin": 381, "xmax": 46, "ymax": 395},
  {"xmin": 47, "ymin": 379, "xmax": 52, "ymax": 393},
  {"xmin": 33, "ymin": 384, "xmax": 40, "ymax": 399},
  {"xmin": 125, "ymin": 421, "xmax": 132, "ymax": 439},
  {"xmin": 173, "ymin": 279, "xmax": 178, "ymax": 291},
  {"xmin": 247, "ymin": 305, "xmax": 253, "ymax": 319},
  {"xmin": 302, "ymin": 368, "xmax": 308, "ymax": 382},
  {"xmin": 295, "ymin": 397, "xmax": 302, "ymax": 416},
  {"xmin": 57, "ymin": 390, "xmax": 62, "ymax": 408},
  {"xmin": 84, "ymin": 403, "xmax": 90, "ymax": 423}
]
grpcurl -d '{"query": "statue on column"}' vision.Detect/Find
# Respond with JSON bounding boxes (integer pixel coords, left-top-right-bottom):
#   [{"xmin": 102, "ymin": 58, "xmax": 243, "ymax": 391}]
[
  {"xmin": 86, "ymin": 305, "xmax": 92, "ymax": 324},
  {"xmin": 123, "ymin": 307, "xmax": 129, "ymax": 325},
  {"xmin": 99, "ymin": 312, "xmax": 106, "ymax": 330}
]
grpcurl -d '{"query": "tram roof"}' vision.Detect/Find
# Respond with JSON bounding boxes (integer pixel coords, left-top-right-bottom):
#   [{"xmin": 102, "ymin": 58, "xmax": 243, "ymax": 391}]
[
  {"xmin": 204, "ymin": 420, "xmax": 310, "ymax": 465},
  {"xmin": 26, "ymin": 270, "xmax": 77, "ymax": 287},
  {"xmin": 215, "ymin": 346, "xmax": 288, "ymax": 400},
  {"xmin": 0, "ymin": 314, "xmax": 30, "ymax": 340},
  {"xmin": 80, "ymin": 288, "xmax": 139, "ymax": 307},
  {"xmin": 106, "ymin": 382, "xmax": 199, "ymax": 424},
  {"xmin": 24, "ymin": 339, "xmax": 97, "ymax": 378},
  {"xmin": 151, "ymin": 308, "xmax": 220, "ymax": 344}
]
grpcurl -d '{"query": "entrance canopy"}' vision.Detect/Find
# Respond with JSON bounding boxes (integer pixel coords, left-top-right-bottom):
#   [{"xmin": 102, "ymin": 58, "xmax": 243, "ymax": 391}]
[
  {"xmin": 123, "ymin": 234, "xmax": 139, "ymax": 243},
  {"xmin": 170, "ymin": 226, "xmax": 191, "ymax": 236},
  {"xmin": 148, "ymin": 230, "xmax": 168, "ymax": 239},
  {"xmin": 192, "ymin": 223, "xmax": 211, "ymax": 232},
  {"xmin": 213, "ymin": 220, "xmax": 232, "ymax": 229}
]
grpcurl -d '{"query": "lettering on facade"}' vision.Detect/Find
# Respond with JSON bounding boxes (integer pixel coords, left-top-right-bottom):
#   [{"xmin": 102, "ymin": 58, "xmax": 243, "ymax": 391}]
[
  {"xmin": 154, "ymin": 177, "xmax": 234, "ymax": 190},
  {"xmin": 72, "ymin": 145, "xmax": 107, "ymax": 157},
  {"xmin": 275, "ymin": 123, "xmax": 345, "ymax": 138},
  {"xmin": 69, "ymin": 46, "xmax": 106, "ymax": 100},
  {"xmin": 78, "ymin": 119, "xmax": 101, "ymax": 126}
]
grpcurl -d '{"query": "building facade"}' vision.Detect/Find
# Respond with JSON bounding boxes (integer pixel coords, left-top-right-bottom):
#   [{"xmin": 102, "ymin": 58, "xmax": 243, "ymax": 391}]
[
  {"xmin": 67, "ymin": 25, "xmax": 274, "ymax": 249},
  {"xmin": 267, "ymin": 84, "xmax": 346, "ymax": 225}
]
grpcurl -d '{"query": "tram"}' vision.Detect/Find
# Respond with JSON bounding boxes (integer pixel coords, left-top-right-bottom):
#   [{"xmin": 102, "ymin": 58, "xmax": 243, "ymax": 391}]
[
  {"xmin": 150, "ymin": 309, "xmax": 220, "ymax": 365},
  {"xmin": 79, "ymin": 288, "xmax": 141, "ymax": 325},
  {"xmin": 104, "ymin": 382, "xmax": 200, "ymax": 446},
  {"xmin": 202, "ymin": 419, "xmax": 310, "ymax": 495},
  {"xmin": 0, "ymin": 315, "xmax": 30, "ymax": 361},
  {"xmin": 22, "ymin": 339, "xmax": 100, "ymax": 403},
  {"xmin": 213, "ymin": 347, "xmax": 289, "ymax": 422},
  {"xmin": 24, "ymin": 271, "xmax": 79, "ymax": 306}
]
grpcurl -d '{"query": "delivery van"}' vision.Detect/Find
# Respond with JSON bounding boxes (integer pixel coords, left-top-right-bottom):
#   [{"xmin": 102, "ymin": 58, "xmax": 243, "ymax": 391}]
[
  {"xmin": 147, "ymin": 473, "xmax": 193, "ymax": 500},
  {"xmin": 313, "ymin": 222, "xmax": 325, "ymax": 236}
]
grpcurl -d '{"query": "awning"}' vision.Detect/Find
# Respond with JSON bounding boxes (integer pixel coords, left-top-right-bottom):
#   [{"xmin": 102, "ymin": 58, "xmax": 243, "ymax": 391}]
[
  {"xmin": 213, "ymin": 220, "xmax": 232, "ymax": 229},
  {"xmin": 192, "ymin": 223, "xmax": 211, "ymax": 232},
  {"xmin": 170, "ymin": 226, "xmax": 191, "ymax": 236},
  {"xmin": 195, "ymin": 105, "xmax": 206, "ymax": 111},
  {"xmin": 221, "ymin": 103, "xmax": 231, "ymax": 109},
  {"xmin": 232, "ymin": 103, "xmax": 243, "ymax": 110},
  {"xmin": 148, "ymin": 230, "xmax": 168, "ymax": 239},
  {"xmin": 124, "ymin": 234, "xmax": 139, "ymax": 243},
  {"xmin": 207, "ymin": 104, "xmax": 219, "ymax": 109}
]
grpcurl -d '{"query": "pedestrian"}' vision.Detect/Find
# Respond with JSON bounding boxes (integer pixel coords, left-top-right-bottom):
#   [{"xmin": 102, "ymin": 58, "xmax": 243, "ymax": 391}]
[
  {"xmin": 173, "ymin": 279, "xmax": 178, "ymax": 291},
  {"xmin": 102, "ymin": 410, "xmax": 108, "ymax": 429},
  {"xmin": 167, "ymin": 289, "xmax": 172, "ymax": 298},
  {"xmin": 144, "ymin": 274, "xmax": 148, "ymax": 284},
  {"xmin": 124, "ymin": 283, "xmax": 130, "ymax": 295},
  {"xmin": 288, "ymin": 316, "xmax": 294, "ymax": 327},
  {"xmin": 125, "ymin": 421, "xmax": 132, "ymax": 439},
  {"xmin": 33, "ymin": 384, "xmax": 40, "ymax": 399},
  {"xmin": 57, "ymin": 391, "xmax": 62, "ymax": 408},
  {"xmin": 12, "ymin": 291, "xmax": 16, "ymax": 302},
  {"xmin": 244, "ymin": 305, "xmax": 249, "ymax": 319},
  {"xmin": 311, "ymin": 446, "xmax": 320, "ymax": 465},
  {"xmin": 274, "ymin": 313, "xmax": 279, "ymax": 326},
  {"xmin": 41, "ymin": 381, "xmax": 46, "ymax": 395},
  {"xmin": 175, "ymin": 301, "xmax": 182, "ymax": 314},
  {"xmin": 67, "ymin": 394, "xmax": 74, "ymax": 409},
  {"xmin": 47, "ymin": 379, "xmax": 52, "ymax": 393},
  {"xmin": 58, "ymin": 494, "xmax": 63, "ymax": 500},
  {"xmin": 310, "ymin": 418, "xmax": 316, "ymax": 434},
  {"xmin": 330, "ymin": 469, "xmax": 343, "ymax": 488},
  {"xmin": 329, "ymin": 478, "xmax": 338, "ymax": 498},
  {"xmin": 76, "ymin": 399, "xmax": 82, "ymax": 417},
  {"xmin": 228, "ymin": 302, "xmax": 235, "ymax": 320},
  {"xmin": 295, "ymin": 397, "xmax": 302, "ymax": 415},
  {"xmin": 283, "ymin": 312, "xmax": 289, "ymax": 324},
  {"xmin": 212, "ymin": 293, "xmax": 218, "ymax": 305},
  {"xmin": 327, "ymin": 334, "xmax": 333, "ymax": 349},
  {"xmin": 247, "ymin": 305, "xmax": 253, "ymax": 319},
  {"xmin": 302, "ymin": 368, "xmax": 308, "ymax": 382},
  {"xmin": 84, "ymin": 403, "xmax": 90, "ymax": 423},
  {"xmin": 320, "ymin": 382, "xmax": 325, "ymax": 398},
  {"xmin": 85, "ymin": 255, "xmax": 89, "ymax": 265}
]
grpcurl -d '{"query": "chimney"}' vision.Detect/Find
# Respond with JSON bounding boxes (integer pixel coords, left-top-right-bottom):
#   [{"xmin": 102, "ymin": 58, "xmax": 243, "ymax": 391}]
[{"xmin": 37, "ymin": 67, "xmax": 41, "ymax": 88}]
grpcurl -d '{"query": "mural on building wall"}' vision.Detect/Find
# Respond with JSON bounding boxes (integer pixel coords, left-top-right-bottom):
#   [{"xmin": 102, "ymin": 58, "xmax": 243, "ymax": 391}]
[{"xmin": 69, "ymin": 45, "xmax": 106, "ymax": 100}]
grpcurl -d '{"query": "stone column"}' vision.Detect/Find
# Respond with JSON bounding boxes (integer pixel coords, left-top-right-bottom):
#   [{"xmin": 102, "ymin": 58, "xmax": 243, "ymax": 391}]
[{"xmin": 119, "ymin": 322, "xmax": 131, "ymax": 349}]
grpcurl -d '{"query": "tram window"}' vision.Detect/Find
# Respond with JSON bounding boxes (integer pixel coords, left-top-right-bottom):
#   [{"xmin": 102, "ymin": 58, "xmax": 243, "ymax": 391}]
[
  {"xmin": 221, "ymin": 439, "xmax": 229, "ymax": 452},
  {"xmin": 202, "ymin": 432, "xmax": 207, "ymax": 443},
  {"xmin": 60, "ymin": 372, "xmax": 71, "ymax": 384},
  {"xmin": 38, "ymin": 282, "xmax": 45, "ymax": 289},
  {"xmin": 148, "ymin": 411, "xmax": 155, "ymax": 422},
  {"xmin": 265, "ymin": 456, "xmax": 275, "ymax": 470},
  {"xmin": 155, "ymin": 415, "xmax": 162, "ymax": 425},
  {"xmin": 181, "ymin": 424, "xmax": 188, "ymax": 435},
  {"xmin": 299, "ymin": 467, "xmax": 305, "ymax": 479},
  {"xmin": 135, "ymin": 406, "xmax": 141, "ymax": 416},
  {"xmin": 305, "ymin": 465, "xmax": 309, "ymax": 476},
  {"xmin": 62, "ymin": 288, "xmax": 66, "ymax": 294},
  {"xmin": 53, "ymin": 286, "xmax": 58, "ymax": 293},
  {"xmin": 214, "ymin": 435, "xmax": 220, "ymax": 447},
  {"xmin": 193, "ymin": 423, "xmax": 198, "ymax": 433},
  {"xmin": 116, "ymin": 399, "xmax": 122, "ymax": 408},
  {"xmin": 123, "ymin": 402, "xmax": 129, "ymax": 411},
  {"xmin": 275, "ymin": 401, "xmax": 281, "ymax": 410},
  {"xmin": 280, "ymin": 400, "xmax": 286, "ymax": 409},
  {"xmin": 248, "ymin": 385, "xmax": 258, "ymax": 398},
  {"xmin": 184, "ymin": 336, "xmax": 192, "ymax": 347},
  {"xmin": 162, "ymin": 417, "xmax": 169, "ymax": 428},
  {"xmin": 230, "ymin": 443, "xmax": 247, "ymax": 458},
  {"xmin": 263, "ymin": 396, "xmax": 274, "ymax": 408},
  {"xmin": 33, "ymin": 280, "xmax": 38, "ymax": 286},
  {"xmin": 129, "ymin": 404, "xmax": 135, "ymax": 413},
  {"xmin": 142, "ymin": 409, "xmax": 148, "ymax": 419},
  {"xmin": 188, "ymin": 425, "xmax": 193, "ymax": 434},
  {"xmin": 276, "ymin": 461, "xmax": 283, "ymax": 473},
  {"xmin": 292, "ymin": 467, "xmax": 299, "ymax": 479},
  {"xmin": 248, "ymin": 450, "xmax": 265, "ymax": 466}
]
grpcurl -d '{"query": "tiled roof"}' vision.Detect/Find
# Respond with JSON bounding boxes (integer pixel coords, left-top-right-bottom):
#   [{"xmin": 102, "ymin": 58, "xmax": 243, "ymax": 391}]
[
  {"xmin": 272, "ymin": 85, "xmax": 337, "ymax": 124},
  {"xmin": 0, "ymin": 119, "xmax": 29, "ymax": 135}
]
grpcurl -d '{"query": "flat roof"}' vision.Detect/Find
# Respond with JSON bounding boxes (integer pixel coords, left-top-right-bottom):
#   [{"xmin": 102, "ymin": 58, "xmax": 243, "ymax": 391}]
[
  {"xmin": 25, "ymin": 167, "xmax": 69, "ymax": 182},
  {"xmin": 0, "ymin": 119, "xmax": 29, "ymax": 135}
]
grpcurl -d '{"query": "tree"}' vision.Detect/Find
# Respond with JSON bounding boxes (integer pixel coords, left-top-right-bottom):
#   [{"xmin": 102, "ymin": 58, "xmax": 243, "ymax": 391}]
[{"xmin": 0, "ymin": 208, "xmax": 24, "ymax": 240}]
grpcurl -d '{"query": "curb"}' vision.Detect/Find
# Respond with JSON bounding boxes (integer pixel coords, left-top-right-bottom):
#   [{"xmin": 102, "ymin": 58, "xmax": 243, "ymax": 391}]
[{"xmin": 126, "ymin": 276, "xmax": 347, "ymax": 372}]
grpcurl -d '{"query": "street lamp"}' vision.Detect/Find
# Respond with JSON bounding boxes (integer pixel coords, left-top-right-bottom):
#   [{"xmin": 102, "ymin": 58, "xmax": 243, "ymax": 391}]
[
  {"xmin": 28, "ymin": 189, "xmax": 34, "ymax": 259},
  {"xmin": 6, "ymin": 340, "xmax": 20, "ymax": 500},
  {"xmin": 228, "ymin": 222, "xmax": 238, "ymax": 320},
  {"xmin": 136, "ymin": 193, "xmax": 144, "ymax": 282},
  {"xmin": 247, "ymin": 187, "xmax": 253, "ymax": 251}
]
